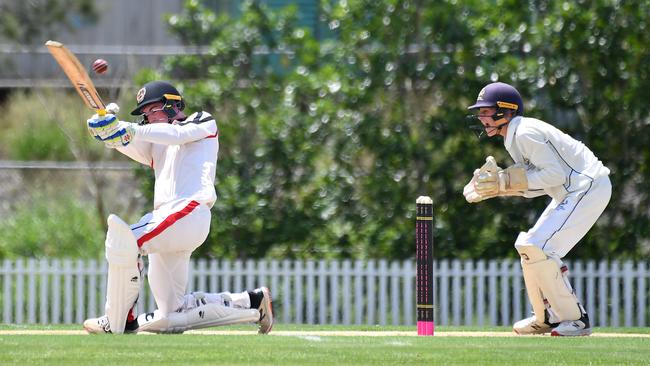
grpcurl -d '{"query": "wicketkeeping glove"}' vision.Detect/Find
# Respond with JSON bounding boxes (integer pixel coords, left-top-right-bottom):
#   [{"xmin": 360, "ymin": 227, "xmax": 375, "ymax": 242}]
[
  {"xmin": 463, "ymin": 156, "xmax": 527, "ymax": 203},
  {"xmin": 474, "ymin": 156, "xmax": 528, "ymax": 196}
]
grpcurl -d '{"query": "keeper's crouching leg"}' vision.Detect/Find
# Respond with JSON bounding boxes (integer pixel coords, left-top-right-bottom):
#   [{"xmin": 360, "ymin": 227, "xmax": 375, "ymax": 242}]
[
  {"xmin": 514, "ymin": 238, "xmax": 582, "ymax": 335},
  {"xmin": 136, "ymin": 303, "xmax": 260, "ymax": 334},
  {"xmin": 105, "ymin": 214, "xmax": 142, "ymax": 334}
]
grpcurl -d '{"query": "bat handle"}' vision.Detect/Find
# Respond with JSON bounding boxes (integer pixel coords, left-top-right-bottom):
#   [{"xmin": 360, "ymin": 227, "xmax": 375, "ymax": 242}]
[{"xmin": 97, "ymin": 109, "xmax": 107, "ymax": 116}]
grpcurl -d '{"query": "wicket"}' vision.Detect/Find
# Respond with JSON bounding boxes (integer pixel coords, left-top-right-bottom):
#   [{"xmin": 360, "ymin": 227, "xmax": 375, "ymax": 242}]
[{"xmin": 416, "ymin": 196, "xmax": 434, "ymax": 336}]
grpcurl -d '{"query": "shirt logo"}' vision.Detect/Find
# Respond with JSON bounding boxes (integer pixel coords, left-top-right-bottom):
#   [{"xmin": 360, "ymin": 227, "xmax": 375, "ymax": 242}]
[{"xmin": 556, "ymin": 198, "xmax": 570, "ymax": 211}]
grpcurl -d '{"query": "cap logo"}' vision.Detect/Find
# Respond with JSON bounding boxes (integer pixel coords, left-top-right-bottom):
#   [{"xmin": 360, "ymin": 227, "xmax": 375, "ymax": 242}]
[
  {"xmin": 476, "ymin": 87, "xmax": 486, "ymax": 101},
  {"xmin": 136, "ymin": 87, "xmax": 146, "ymax": 103}
]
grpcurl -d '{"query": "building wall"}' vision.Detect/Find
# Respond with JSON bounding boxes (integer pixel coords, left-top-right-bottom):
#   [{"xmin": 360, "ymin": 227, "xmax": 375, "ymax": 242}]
[{"xmin": 0, "ymin": 0, "xmax": 325, "ymax": 89}]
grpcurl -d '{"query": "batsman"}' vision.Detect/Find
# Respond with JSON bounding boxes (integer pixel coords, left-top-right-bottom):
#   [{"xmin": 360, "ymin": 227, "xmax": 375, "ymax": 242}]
[
  {"xmin": 83, "ymin": 81, "xmax": 273, "ymax": 334},
  {"xmin": 464, "ymin": 82, "xmax": 611, "ymax": 336}
]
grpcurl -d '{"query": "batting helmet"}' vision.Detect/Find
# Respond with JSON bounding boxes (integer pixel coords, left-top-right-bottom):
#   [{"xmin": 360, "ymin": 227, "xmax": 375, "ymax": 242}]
[
  {"xmin": 130, "ymin": 80, "xmax": 186, "ymax": 116},
  {"xmin": 467, "ymin": 82, "xmax": 524, "ymax": 116}
]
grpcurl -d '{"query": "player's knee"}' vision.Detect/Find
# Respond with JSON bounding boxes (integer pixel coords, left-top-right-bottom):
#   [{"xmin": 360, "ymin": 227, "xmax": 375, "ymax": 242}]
[
  {"xmin": 514, "ymin": 232, "xmax": 548, "ymax": 263},
  {"xmin": 105, "ymin": 214, "xmax": 139, "ymax": 266}
]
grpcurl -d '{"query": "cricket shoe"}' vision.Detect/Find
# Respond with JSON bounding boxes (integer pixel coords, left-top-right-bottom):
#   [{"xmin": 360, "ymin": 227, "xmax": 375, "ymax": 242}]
[
  {"xmin": 513, "ymin": 310, "xmax": 559, "ymax": 335},
  {"xmin": 83, "ymin": 315, "xmax": 139, "ymax": 334},
  {"xmin": 551, "ymin": 312, "xmax": 592, "ymax": 336},
  {"xmin": 250, "ymin": 287, "xmax": 274, "ymax": 334}
]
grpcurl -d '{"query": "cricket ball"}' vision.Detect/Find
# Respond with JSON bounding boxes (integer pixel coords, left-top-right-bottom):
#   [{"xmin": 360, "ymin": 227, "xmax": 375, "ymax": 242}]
[{"xmin": 92, "ymin": 59, "xmax": 108, "ymax": 74}]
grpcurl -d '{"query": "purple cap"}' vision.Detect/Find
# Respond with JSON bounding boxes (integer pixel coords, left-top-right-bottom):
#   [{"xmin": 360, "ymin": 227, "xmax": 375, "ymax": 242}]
[{"xmin": 468, "ymin": 82, "xmax": 524, "ymax": 115}]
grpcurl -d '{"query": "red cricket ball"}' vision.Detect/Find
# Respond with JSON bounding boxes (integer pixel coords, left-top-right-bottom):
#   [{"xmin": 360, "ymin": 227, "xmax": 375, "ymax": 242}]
[{"xmin": 92, "ymin": 59, "xmax": 108, "ymax": 74}]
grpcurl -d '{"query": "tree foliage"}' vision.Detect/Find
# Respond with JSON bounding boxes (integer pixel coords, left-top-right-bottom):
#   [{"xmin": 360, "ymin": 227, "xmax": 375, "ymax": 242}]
[
  {"xmin": 149, "ymin": 0, "xmax": 650, "ymax": 260},
  {"xmin": 0, "ymin": 0, "xmax": 97, "ymax": 44}
]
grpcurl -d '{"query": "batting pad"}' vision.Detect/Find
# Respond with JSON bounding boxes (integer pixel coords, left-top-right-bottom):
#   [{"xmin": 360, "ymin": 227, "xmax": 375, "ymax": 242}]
[
  {"xmin": 516, "ymin": 243, "xmax": 580, "ymax": 322},
  {"xmin": 137, "ymin": 304, "xmax": 260, "ymax": 334},
  {"xmin": 105, "ymin": 214, "xmax": 141, "ymax": 334}
]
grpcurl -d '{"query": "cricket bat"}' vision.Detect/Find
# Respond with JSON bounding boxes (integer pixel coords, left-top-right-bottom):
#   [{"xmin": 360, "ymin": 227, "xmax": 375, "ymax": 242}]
[{"xmin": 45, "ymin": 40, "xmax": 106, "ymax": 116}]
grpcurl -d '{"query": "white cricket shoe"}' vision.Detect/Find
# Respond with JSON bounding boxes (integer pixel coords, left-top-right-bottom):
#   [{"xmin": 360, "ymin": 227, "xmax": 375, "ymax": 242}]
[
  {"xmin": 83, "ymin": 315, "xmax": 111, "ymax": 334},
  {"xmin": 83, "ymin": 314, "xmax": 139, "ymax": 334},
  {"xmin": 513, "ymin": 310, "xmax": 558, "ymax": 335},
  {"xmin": 253, "ymin": 287, "xmax": 274, "ymax": 334},
  {"xmin": 551, "ymin": 313, "xmax": 592, "ymax": 336}
]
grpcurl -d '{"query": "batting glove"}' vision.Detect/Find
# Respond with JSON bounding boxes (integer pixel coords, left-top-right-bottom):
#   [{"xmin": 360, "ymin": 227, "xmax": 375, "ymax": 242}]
[
  {"xmin": 103, "ymin": 123, "xmax": 136, "ymax": 148},
  {"xmin": 87, "ymin": 114, "xmax": 120, "ymax": 141}
]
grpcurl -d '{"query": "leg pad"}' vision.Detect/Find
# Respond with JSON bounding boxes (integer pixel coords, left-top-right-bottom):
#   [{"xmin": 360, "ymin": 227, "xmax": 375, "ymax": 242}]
[
  {"xmin": 105, "ymin": 214, "xmax": 141, "ymax": 334},
  {"xmin": 516, "ymin": 242, "xmax": 580, "ymax": 322},
  {"xmin": 137, "ymin": 303, "xmax": 260, "ymax": 334}
]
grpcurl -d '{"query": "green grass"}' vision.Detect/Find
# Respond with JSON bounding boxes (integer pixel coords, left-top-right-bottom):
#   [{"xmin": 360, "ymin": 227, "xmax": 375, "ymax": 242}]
[{"xmin": 0, "ymin": 325, "xmax": 649, "ymax": 365}]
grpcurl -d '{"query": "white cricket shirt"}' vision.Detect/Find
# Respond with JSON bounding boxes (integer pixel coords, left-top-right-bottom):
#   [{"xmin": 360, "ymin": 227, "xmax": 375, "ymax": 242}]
[
  {"xmin": 116, "ymin": 111, "xmax": 219, "ymax": 209},
  {"xmin": 504, "ymin": 116, "xmax": 609, "ymax": 202}
]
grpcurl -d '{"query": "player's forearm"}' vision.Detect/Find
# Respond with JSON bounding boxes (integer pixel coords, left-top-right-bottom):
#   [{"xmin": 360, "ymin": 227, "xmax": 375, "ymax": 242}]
[
  {"xmin": 115, "ymin": 141, "xmax": 153, "ymax": 167},
  {"xmin": 132, "ymin": 122, "xmax": 216, "ymax": 145}
]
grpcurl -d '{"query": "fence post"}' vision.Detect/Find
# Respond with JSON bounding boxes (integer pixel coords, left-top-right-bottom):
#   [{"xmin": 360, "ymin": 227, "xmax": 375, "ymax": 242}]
[
  {"xmin": 318, "ymin": 260, "xmax": 327, "ymax": 325},
  {"xmin": 403, "ymin": 259, "xmax": 414, "ymax": 326},
  {"xmin": 598, "ymin": 260, "xmax": 608, "ymax": 327},
  {"xmin": 512, "ymin": 261, "xmax": 523, "ymax": 323},
  {"xmin": 208, "ymin": 259, "xmax": 218, "ymax": 293},
  {"xmin": 464, "ymin": 260, "xmax": 473, "ymax": 326},
  {"xmin": 500, "ymin": 260, "xmax": 511, "ymax": 326},
  {"xmin": 378, "ymin": 259, "xmax": 388, "ymax": 326},
  {"xmin": 294, "ymin": 260, "xmax": 304, "ymax": 324},
  {"xmin": 245, "ymin": 259, "xmax": 256, "ymax": 290},
  {"xmin": 39, "ymin": 259, "xmax": 49, "ymax": 324},
  {"xmin": 366, "ymin": 260, "xmax": 376, "ymax": 325},
  {"xmin": 15, "ymin": 258, "xmax": 24, "ymax": 324},
  {"xmin": 389, "ymin": 261, "xmax": 400, "ymax": 326},
  {"xmin": 27, "ymin": 258, "xmax": 37, "ymax": 323},
  {"xmin": 330, "ymin": 260, "xmax": 340, "ymax": 325},
  {"xmin": 269, "ymin": 260, "xmax": 280, "ymax": 321},
  {"xmin": 476, "ymin": 260, "xmax": 485, "ymax": 326},
  {"xmin": 354, "ymin": 260, "xmax": 363, "ymax": 325},
  {"xmin": 342, "ymin": 260, "xmax": 351, "ymax": 325},
  {"xmin": 282, "ymin": 259, "xmax": 291, "ymax": 323},
  {"xmin": 439, "ymin": 259, "xmax": 449, "ymax": 326},
  {"xmin": 87, "ymin": 259, "xmax": 98, "ymax": 319},
  {"xmin": 585, "ymin": 260, "xmax": 596, "ymax": 319},
  {"xmin": 638, "ymin": 261, "xmax": 647, "ymax": 327},
  {"xmin": 610, "ymin": 260, "xmax": 620, "ymax": 327},
  {"xmin": 623, "ymin": 260, "xmax": 634, "ymax": 327},
  {"xmin": 75, "ymin": 259, "xmax": 85, "ymax": 324},
  {"xmin": 306, "ymin": 260, "xmax": 315, "ymax": 324},
  {"xmin": 3, "ymin": 259, "xmax": 12, "ymax": 324},
  {"xmin": 451, "ymin": 259, "xmax": 461, "ymax": 326}
]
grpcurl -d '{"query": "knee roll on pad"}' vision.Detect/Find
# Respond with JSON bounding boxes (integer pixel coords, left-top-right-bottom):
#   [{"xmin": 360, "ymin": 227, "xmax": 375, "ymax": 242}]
[
  {"xmin": 105, "ymin": 214, "xmax": 141, "ymax": 334},
  {"xmin": 105, "ymin": 214, "xmax": 139, "ymax": 266},
  {"xmin": 514, "ymin": 240, "xmax": 547, "ymax": 263}
]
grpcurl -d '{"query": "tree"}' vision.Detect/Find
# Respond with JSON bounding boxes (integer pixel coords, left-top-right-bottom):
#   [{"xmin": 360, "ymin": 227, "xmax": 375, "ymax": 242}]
[
  {"xmin": 0, "ymin": 0, "xmax": 97, "ymax": 44},
  {"xmin": 143, "ymin": 0, "xmax": 649, "ymax": 260}
]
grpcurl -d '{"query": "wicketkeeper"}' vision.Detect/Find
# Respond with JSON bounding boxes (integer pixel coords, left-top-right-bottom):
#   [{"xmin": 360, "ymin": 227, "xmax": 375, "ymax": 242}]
[
  {"xmin": 464, "ymin": 82, "xmax": 611, "ymax": 336},
  {"xmin": 83, "ymin": 80, "xmax": 273, "ymax": 334}
]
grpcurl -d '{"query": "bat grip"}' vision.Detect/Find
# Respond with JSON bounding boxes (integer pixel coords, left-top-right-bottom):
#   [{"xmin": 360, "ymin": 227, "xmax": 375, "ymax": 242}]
[{"xmin": 97, "ymin": 109, "xmax": 107, "ymax": 116}]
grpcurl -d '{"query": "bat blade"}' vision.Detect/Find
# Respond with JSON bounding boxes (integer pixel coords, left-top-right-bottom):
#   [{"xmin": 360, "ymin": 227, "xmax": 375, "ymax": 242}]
[{"xmin": 45, "ymin": 40, "xmax": 106, "ymax": 113}]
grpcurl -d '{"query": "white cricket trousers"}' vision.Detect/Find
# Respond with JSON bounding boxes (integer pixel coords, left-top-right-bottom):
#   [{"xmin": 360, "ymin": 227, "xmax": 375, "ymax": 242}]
[
  {"xmin": 515, "ymin": 175, "xmax": 611, "ymax": 259},
  {"xmin": 130, "ymin": 199, "xmax": 211, "ymax": 315}
]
